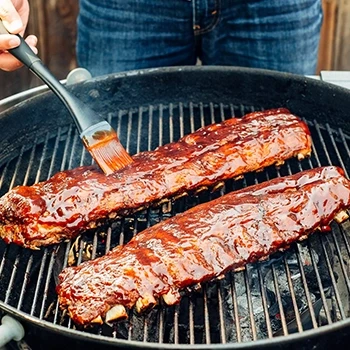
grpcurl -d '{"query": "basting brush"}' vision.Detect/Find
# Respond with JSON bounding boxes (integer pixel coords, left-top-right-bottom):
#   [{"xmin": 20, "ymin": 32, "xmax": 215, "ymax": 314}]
[{"xmin": 0, "ymin": 20, "xmax": 133, "ymax": 175}]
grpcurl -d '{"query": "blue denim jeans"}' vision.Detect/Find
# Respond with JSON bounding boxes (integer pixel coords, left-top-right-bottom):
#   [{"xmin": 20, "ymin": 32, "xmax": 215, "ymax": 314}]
[{"xmin": 77, "ymin": 0, "xmax": 323, "ymax": 77}]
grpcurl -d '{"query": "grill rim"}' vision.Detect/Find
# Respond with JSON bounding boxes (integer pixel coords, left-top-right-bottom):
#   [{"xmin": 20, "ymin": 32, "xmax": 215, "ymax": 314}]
[
  {"xmin": 1, "ymin": 66, "xmax": 350, "ymax": 348},
  {"xmin": 1, "ymin": 301, "xmax": 350, "ymax": 349}
]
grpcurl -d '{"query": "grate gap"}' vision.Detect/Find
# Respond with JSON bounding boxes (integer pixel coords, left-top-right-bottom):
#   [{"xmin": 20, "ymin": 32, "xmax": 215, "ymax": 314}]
[
  {"xmin": 329, "ymin": 225, "xmax": 350, "ymax": 295},
  {"xmin": 243, "ymin": 269, "xmax": 258, "ymax": 341},
  {"xmin": 271, "ymin": 264, "xmax": 288, "ymax": 336},
  {"xmin": 284, "ymin": 257, "xmax": 303, "ymax": 333},
  {"xmin": 326, "ymin": 124, "xmax": 349, "ymax": 177},
  {"xmin": 294, "ymin": 244, "xmax": 318, "ymax": 329},
  {"xmin": 39, "ymin": 247, "xmax": 59, "ymax": 319},
  {"xmin": 30, "ymin": 249, "xmax": 48, "ymax": 316},
  {"xmin": 257, "ymin": 266, "xmax": 273, "ymax": 338},
  {"xmin": 17, "ymin": 255, "xmax": 33, "ymax": 310},
  {"xmin": 319, "ymin": 235, "xmax": 346, "ymax": 320},
  {"xmin": 230, "ymin": 273, "xmax": 242, "ymax": 342}
]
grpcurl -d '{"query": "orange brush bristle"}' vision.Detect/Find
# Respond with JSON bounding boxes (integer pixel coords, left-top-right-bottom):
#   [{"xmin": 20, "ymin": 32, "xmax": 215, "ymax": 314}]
[{"xmin": 81, "ymin": 121, "xmax": 133, "ymax": 175}]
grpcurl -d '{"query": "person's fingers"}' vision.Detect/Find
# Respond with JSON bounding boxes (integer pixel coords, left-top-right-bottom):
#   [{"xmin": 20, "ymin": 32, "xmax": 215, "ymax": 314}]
[
  {"xmin": 24, "ymin": 34, "xmax": 37, "ymax": 47},
  {"xmin": 0, "ymin": 33, "xmax": 36, "ymax": 51},
  {"xmin": 0, "ymin": 1, "xmax": 33, "ymax": 71},
  {"xmin": 13, "ymin": 0, "xmax": 30, "ymax": 36},
  {"xmin": 0, "ymin": 33, "xmax": 20, "ymax": 50},
  {"xmin": 0, "ymin": 0, "xmax": 24, "ymax": 34},
  {"xmin": 0, "ymin": 51, "xmax": 22, "ymax": 70},
  {"xmin": 0, "ymin": 34, "xmax": 38, "ymax": 71}
]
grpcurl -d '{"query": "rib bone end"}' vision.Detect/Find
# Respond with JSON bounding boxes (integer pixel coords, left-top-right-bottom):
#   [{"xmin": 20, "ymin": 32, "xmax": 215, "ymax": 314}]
[
  {"xmin": 90, "ymin": 316, "xmax": 103, "ymax": 324},
  {"xmin": 105, "ymin": 305, "xmax": 128, "ymax": 323},
  {"xmin": 135, "ymin": 293, "xmax": 157, "ymax": 313},
  {"xmin": 212, "ymin": 181, "xmax": 225, "ymax": 192},
  {"xmin": 275, "ymin": 160, "xmax": 285, "ymax": 167},
  {"xmin": 194, "ymin": 186, "xmax": 208, "ymax": 195},
  {"xmin": 334, "ymin": 210, "xmax": 349, "ymax": 223},
  {"xmin": 162, "ymin": 290, "xmax": 181, "ymax": 306},
  {"xmin": 297, "ymin": 151, "xmax": 310, "ymax": 161}
]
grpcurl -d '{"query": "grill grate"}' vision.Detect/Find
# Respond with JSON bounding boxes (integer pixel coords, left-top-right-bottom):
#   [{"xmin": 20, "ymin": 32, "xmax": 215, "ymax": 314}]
[{"xmin": 0, "ymin": 102, "xmax": 350, "ymax": 346}]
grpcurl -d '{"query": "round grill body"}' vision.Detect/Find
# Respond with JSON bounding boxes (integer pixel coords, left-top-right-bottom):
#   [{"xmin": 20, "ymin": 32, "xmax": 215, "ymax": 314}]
[{"xmin": 0, "ymin": 67, "xmax": 350, "ymax": 350}]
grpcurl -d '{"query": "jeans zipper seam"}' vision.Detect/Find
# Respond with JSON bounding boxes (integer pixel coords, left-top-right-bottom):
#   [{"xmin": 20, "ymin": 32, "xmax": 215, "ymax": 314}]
[{"xmin": 194, "ymin": 0, "xmax": 221, "ymax": 36}]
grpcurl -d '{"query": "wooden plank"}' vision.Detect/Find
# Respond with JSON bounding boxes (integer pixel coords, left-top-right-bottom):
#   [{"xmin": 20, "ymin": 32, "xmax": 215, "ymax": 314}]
[
  {"xmin": 42, "ymin": 0, "xmax": 79, "ymax": 77},
  {"xmin": 333, "ymin": 0, "xmax": 350, "ymax": 70},
  {"xmin": 317, "ymin": 0, "xmax": 337, "ymax": 72},
  {"xmin": 0, "ymin": 0, "xmax": 78, "ymax": 100}
]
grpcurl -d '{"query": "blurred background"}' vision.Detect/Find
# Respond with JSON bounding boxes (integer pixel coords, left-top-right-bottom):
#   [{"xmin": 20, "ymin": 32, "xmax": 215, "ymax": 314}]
[{"xmin": 0, "ymin": 0, "xmax": 349, "ymax": 100}]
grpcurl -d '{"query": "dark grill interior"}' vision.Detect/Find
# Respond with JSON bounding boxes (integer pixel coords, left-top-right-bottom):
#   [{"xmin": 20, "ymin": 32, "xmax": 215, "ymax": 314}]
[{"xmin": 0, "ymin": 102, "xmax": 350, "ymax": 347}]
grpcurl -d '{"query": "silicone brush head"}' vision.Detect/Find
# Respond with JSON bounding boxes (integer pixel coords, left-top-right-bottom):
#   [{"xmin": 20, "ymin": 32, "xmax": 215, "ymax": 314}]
[{"xmin": 81, "ymin": 121, "xmax": 133, "ymax": 175}]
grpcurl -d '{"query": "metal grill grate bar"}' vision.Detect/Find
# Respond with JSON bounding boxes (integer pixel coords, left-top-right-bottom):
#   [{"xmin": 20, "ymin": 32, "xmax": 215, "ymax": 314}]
[
  {"xmin": 30, "ymin": 250, "xmax": 48, "ymax": 316},
  {"xmin": 8, "ymin": 145, "xmax": 25, "ymax": 191},
  {"xmin": 216, "ymin": 283, "xmax": 227, "ymax": 343},
  {"xmin": 326, "ymin": 124, "xmax": 349, "ymax": 177},
  {"xmin": 340, "ymin": 225, "xmax": 350, "ymax": 259},
  {"xmin": 230, "ymin": 273, "xmax": 242, "ymax": 342},
  {"xmin": 313, "ymin": 121, "xmax": 333, "ymax": 166},
  {"xmin": 284, "ymin": 257, "xmax": 304, "ymax": 332},
  {"xmin": 243, "ymin": 269, "xmax": 258, "ymax": 341},
  {"xmin": 319, "ymin": 235, "xmax": 346, "ymax": 320},
  {"xmin": 330, "ymin": 227, "xmax": 350, "ymax": 295},
  {"xmin": 307, "ymin": 239, "xmax": 333, "ymax": 324},
  {"xmin": 17, "ymin": 255, "xmax": 33, "ymax": 309},
  {"xmin": 202, "ymin": 284, "xmax": 211, "ymax": 344},
  {"xmin": 215, "ymin": 104, "xmax": 228, "ymax": 342},
  {"xmin": 271, "ymin": 264, "xmax": 288, "ymax": 335},
  {"xmin": 158, "ymin": 304, "xmax": 165, "ymax": 343},
  {"xmin": 294, "ymin": 244, "xmax": 318, "ymax": 329},
  {"xmin": 39, "ymin": 247, "xmax": 59, "ymax": 319},
  {"xmin": 4, "ymin": 254, "xmax": 19, "ymax": 304},
  {"xmin": 257, "ymin": 266, "xmax": 273, "ymax": 338},
  {"xmin": 53, "ymin": 242, "xmax": 71, "ymax": 325},
  {"xmin": 339, "ymin": 128, "xmax": 350, "ymax": 165},
  {"xmin": 179, "ymin": 103, "xmax": 185, "ymax": 140},
  {"xmin": 34, "ymin": 133, "xmax": 51, "ymax": 183}
]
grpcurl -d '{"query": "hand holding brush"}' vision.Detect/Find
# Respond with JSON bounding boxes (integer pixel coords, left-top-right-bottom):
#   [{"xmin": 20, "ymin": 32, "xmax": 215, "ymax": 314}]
[{"xmin": 0, "ymin": 18, "xmax": 133, "ymax": 175}]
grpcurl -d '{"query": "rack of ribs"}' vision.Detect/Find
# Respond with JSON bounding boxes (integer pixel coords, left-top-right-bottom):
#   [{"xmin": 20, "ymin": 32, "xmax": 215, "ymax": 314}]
[
  {"xmin": 0, "ymin": 108, "xmax": 311, "ymax": 249},
  {"xmin": 57, "ymin": 166, "xmax": 350, "ymax": 326}
]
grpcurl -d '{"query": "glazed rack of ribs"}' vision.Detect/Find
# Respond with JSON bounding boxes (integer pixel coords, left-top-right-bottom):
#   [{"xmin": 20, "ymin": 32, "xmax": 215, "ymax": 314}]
[
  {"xmin": 56, "ymin": 166, "xmax": 350, "ymax": 326},
  {"xmin": 0, "ymin": 108, "xmax": 311, "ymax": 249}
]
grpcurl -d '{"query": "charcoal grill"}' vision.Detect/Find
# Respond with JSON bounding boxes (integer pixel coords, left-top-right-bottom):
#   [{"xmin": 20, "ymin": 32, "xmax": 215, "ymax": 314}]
[{"xmin": 0, "ymin": 66, "xmax": 350, "ymax": 350}]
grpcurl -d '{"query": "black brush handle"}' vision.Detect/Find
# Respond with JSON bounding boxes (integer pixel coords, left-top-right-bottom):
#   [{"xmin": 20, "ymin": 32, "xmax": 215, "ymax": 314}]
[
  {"xmin": 0, "ymin": 20, "xmax": 103, "ymax": 133},
  {"xmin": 0, "ymin": 21, "xmax": 39, "ymax": 68}
]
